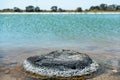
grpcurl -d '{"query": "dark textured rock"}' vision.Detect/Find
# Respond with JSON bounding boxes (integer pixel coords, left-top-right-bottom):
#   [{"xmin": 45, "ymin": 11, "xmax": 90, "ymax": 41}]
[{"xmin": 23, "ymin": 50, "xmax": 99, "ymax": 77}]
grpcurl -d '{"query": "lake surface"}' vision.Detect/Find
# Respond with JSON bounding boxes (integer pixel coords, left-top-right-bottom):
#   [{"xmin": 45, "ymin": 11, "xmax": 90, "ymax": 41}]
[{"xmin": 0, "ymin": 14, "xmax": 120, "ymax": 53}]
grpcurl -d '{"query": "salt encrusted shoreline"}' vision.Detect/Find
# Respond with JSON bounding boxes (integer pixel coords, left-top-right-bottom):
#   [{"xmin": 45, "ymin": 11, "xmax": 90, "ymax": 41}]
[{"xmin": 0, "ymin": 12, "xmax": 120, "ymax": 14}]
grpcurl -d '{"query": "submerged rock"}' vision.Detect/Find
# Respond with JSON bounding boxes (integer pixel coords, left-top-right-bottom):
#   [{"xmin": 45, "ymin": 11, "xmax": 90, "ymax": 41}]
[{"xmin": 23, "ymin": 50, "xmax": 99, "ymax": 77}]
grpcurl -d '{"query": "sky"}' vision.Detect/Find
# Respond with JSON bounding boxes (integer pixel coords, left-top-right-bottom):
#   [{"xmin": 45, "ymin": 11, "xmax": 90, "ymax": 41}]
[{"xmin": 0, "ymin": 0, "xmax": 120, "ymax": 10}]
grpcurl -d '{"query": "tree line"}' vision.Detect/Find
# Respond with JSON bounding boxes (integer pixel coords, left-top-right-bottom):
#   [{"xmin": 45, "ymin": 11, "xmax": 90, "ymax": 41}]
[
  {"xmin": 0, "ymin": 3, "xmax": 120, "ymax": 12},
  {"xmin": 89, "ymin": 4, "xmax": 120, "ymax": 11}
]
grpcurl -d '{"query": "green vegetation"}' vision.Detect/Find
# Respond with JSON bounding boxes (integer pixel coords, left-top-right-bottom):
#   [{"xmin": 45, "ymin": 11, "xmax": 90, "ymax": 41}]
[
  {"xmin": 76, "ymin": 7, "xmax": 82, "ymax": 12},
  {"xmin": 26, "ymin": 5, "xmax": 35, "ymax": 12},
  {"xmin": 89, "ymin": 4, "xmax": 120, "ymax": 11},
  {"xmin": 51, "ymin": 6, "xmax": 58, "ymax": 12},
  {"xmin": 14, "ymin": 7, "xmax": 21, "ymax": 12},
  {"xmin": 35, "ymin": 6, "xmax": 40, "ymax": 12},
  {"xmin": 0, "ymin": 3, "xmax": 120, "ymax": 12}
]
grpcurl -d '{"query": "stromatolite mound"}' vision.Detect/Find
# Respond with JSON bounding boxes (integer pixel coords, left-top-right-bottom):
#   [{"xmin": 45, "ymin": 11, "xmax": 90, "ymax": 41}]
[{"xmin": 23, "ymin": 50, "xmax": 99, "ymax": 77}]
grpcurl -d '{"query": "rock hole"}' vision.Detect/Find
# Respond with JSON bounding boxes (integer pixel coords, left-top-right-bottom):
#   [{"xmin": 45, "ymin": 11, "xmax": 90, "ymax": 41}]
[{"xmin": 71, "ymin": 66, "xmax": 76, "ymax": 69}]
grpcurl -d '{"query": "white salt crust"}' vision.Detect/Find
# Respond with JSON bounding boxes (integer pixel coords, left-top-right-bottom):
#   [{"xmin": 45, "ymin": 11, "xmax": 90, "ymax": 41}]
[{"xmin": 23, "ymin": 60, "xmax": 99, "ymax": 77}]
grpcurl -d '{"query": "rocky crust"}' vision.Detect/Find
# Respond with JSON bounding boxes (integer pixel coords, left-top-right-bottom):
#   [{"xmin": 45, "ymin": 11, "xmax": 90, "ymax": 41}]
[{"xmin": 23, "ymin": 50, "xmax": 99, "ymax": 77}]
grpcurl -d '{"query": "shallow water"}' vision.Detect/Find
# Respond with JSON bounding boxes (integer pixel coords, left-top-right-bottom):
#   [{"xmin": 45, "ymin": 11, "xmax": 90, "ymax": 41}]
[{"xmin": 0, "ymin": 14, "xmax": 120, "ymax": 53}]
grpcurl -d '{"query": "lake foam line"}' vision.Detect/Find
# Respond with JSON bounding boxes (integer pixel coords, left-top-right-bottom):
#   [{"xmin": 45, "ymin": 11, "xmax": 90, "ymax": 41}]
[{"xmin": 0, "ymin": 12, "xmax": 120, "ymax": 14}]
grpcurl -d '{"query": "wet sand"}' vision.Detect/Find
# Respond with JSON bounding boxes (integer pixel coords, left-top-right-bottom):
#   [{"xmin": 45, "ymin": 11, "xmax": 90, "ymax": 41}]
[{"xmin": 0, "ymin": 47, "xmax": 120, "ymax": 80}]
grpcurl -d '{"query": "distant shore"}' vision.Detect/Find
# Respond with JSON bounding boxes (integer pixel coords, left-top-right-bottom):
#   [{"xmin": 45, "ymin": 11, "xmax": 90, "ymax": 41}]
[{"xmin": 0, "ymin": 12, "xmax": 120, "ymax": 14}]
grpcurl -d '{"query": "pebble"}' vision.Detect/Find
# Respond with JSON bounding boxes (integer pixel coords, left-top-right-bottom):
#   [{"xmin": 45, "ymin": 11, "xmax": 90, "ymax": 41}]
[
  {"xmin": 112, "ymin": 70, "xmax": 118, "ymax": 73},
  {"xmin": 3, "ymin": 68, "xmax": 10, "ymax": 74}
]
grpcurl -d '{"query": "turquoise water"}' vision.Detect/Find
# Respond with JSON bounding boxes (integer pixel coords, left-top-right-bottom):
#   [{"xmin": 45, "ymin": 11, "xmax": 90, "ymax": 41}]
[{"xmin": 0, "ymin": 14, "xmax": 120, "ymax": 51}]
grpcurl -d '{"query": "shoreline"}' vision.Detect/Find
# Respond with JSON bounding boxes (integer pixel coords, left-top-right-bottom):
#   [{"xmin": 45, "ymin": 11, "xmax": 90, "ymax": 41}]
[
  {"xmin": 0, "ymin": 12, "xmax": 120, "ymax": 14},
  {"xmin": 0, "ymin": 47, "xmax": 120, "ymax": 80}
]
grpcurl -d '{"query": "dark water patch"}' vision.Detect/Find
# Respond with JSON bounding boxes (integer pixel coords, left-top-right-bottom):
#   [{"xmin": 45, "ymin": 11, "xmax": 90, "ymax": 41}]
[
  {"xmin": 27, "ymin": 77, "xmax": 39, "ymax": 80},
  {"xmin": 0, "ymin": 50, "xmax": 9, "ymax": 57},
  {"xmin": 112, "ymin": 72, "xmax": 120, "ymax": 76},
  {"xmin": 3, "ymin": 62, "xmax": 18, "ymax": 67},
  {"xmin": 0, "ymin": 55, "xmax": 3, "ymax": 59},
  {"xmin": 0, "ymin": 54, "xmax": 5, "ymax": 64},
  {"xmin": 86, "ymin": 46, "xmax": 99, "ymax": 51},
  {"xmin": 105, "ymin": 49, "xmax": 120, "ymax": 53}
]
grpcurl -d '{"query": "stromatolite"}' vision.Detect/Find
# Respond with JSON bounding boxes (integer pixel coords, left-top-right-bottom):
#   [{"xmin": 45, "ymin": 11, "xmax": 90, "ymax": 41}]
[{"xmin": 23, "ymin": 50, "xmax": 99, "ymax": 77}]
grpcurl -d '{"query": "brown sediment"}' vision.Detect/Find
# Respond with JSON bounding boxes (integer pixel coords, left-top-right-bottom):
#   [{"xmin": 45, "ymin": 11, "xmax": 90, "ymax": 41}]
[
  {"xmin": 0, "ymin": 64, "xmax": 29, "ymax": 80},
  {"xmin": 3, "ymin": 68, "xmax": 10, "ymax": 74}
]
